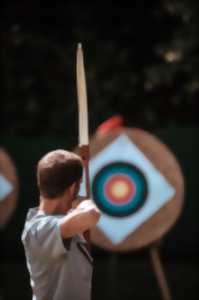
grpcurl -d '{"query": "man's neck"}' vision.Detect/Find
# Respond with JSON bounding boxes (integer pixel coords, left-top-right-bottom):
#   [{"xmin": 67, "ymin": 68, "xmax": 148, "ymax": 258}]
[{"xmin": 39, "ymin": 195, "xmax": 71, "ymax": 215}]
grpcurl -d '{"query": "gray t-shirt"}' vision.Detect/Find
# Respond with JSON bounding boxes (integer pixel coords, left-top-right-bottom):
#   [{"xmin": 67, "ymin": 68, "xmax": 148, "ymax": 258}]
[{"xmin": 21, "ymin": 207, "xmax": 93, "ymax": 300}]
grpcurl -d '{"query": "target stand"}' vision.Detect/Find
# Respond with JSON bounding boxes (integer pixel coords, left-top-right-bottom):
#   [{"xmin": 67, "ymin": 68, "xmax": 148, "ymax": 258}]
[{"xmin": 82, "ymin": 128, "xmax": 184, "ymax": 300}]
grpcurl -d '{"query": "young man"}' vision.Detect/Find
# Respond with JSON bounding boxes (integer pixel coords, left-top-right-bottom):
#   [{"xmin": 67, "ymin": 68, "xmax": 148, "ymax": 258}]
[{"xmin": 21, "ymin": 149, "xmax": 101, "ymax": 300}]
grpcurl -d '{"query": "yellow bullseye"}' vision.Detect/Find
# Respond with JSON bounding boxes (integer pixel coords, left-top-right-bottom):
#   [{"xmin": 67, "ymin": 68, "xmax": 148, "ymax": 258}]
[{"xmin": 110, "ymin": 180, "xmax": 129, "ymax": 199}]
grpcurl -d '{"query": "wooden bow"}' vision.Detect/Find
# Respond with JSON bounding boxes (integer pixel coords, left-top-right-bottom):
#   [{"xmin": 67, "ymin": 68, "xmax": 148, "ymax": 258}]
[{"xmin": 76, "ymin": 43, "xmax": 91, "ymax": 247}]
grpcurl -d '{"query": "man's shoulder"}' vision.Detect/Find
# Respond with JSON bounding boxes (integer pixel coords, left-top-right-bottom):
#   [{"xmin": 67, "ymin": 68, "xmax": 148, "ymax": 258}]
[
  {"xmin": 25, "ymin": 207, "xmax": 62, "ymax": 224},
  {"xmin": 21, "ymin": 208, "xmax": 59, "ymax": 241}
]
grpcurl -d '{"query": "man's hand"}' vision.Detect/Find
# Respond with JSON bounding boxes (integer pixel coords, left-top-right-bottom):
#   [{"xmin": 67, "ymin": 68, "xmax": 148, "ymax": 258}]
[
  {"xmin": 72, "ymin": 196, "xmax": 86, "ymax": 208},
  {"xmin": 76, "ymin": 199, "xmax": 98, "ymax": 211}
]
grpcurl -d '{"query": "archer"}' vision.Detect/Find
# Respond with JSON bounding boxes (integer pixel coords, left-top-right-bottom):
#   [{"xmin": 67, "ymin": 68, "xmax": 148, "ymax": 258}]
[{"xmin": 21, "ymin": 149, "xmax": 100, "ymax": 300}]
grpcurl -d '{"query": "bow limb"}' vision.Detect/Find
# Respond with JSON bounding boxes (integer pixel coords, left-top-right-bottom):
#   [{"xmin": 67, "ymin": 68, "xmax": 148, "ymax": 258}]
[
  {"xmin": 76, "ymin": 43, "xmax": 90, "ymax": 197},
  {"xmin": 76, "ymin": 43, "xmax": 91, "ymax": 247}
]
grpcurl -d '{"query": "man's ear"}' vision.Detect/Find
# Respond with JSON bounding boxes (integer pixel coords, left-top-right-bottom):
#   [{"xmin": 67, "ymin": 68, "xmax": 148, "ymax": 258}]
[{"xmin": 69, "ymin": 182, "xmax": 76, "ymax": 196}]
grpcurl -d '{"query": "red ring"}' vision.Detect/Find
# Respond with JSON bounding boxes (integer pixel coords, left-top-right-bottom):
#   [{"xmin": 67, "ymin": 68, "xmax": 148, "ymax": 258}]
[{"xmin": 104, "ymin": 174, "xmax": 136, "ymax": 205}]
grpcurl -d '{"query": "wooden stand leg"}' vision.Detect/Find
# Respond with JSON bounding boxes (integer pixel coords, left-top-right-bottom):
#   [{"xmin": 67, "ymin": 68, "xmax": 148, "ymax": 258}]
[{"xmin": 149, "ymin": 245, "xmax": 172, "ymax": 300}]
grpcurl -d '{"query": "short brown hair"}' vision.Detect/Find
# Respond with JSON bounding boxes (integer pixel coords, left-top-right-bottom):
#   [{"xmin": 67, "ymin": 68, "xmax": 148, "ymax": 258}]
[{"xmin": 37, "ymin": 149, "xmax": 83, "ymax": 198}]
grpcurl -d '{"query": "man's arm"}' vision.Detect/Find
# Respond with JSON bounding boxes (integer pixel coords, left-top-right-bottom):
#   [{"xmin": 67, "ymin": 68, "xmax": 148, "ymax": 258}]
[{"xmin": 59, "ymin": 200, "xmax": 101, "ymax": 239}]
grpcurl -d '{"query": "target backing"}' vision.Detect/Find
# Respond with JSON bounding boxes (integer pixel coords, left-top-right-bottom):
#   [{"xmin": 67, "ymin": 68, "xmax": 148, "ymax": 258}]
[{"xmin": 78, "ymin": 128, "xmax": 184, "ymax": 251}]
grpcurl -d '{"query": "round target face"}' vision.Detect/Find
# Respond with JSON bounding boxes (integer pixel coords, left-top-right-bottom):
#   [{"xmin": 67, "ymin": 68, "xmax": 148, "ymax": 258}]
[{"xmin": 92, "ymin": 162, "xmax": 148, "ymax": 217}]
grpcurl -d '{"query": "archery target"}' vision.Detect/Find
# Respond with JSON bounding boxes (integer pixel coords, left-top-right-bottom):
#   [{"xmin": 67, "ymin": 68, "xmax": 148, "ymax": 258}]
[
  {"xmin": 92, "ymin": 162, "xmax": 148, "ymax": 217},
  {"xmin": 0, "ymin": 174, "xmax": 13, "ymax": 201},
  {"xmin": 80, "ymin": 133, "xmax": 176, "ymax": 244},
  {"xmin": 0, "ymin": 148, "xmax": 18, "ymax": 227},
  {"xmin": 79, "ymin": 128, "xmax": 184, "ymax": 251}
]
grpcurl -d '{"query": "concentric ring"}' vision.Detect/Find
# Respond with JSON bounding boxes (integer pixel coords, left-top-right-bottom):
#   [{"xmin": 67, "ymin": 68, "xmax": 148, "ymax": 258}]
[{"xmin": 92, "ymin": 162, "xmax": 148, "ymax": 217}]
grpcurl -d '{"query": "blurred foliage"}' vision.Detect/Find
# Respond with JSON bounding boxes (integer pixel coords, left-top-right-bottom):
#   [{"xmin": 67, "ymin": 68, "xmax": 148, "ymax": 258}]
[{"xmin": 1, "ymin": 0, "xmax": 199, "ymax": 137}]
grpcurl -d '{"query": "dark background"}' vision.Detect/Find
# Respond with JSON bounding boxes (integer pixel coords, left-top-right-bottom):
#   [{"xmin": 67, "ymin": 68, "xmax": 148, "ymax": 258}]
[{"xmin": 1, "ymin": 1, "xmax": 198, "ymax": 299}]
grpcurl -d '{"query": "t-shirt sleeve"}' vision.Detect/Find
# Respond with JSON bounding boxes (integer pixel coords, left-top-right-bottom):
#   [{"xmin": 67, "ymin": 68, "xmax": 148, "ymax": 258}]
[{"xmin": 30, "ymin": 216, "xmax": 68, "ymax": 259}]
